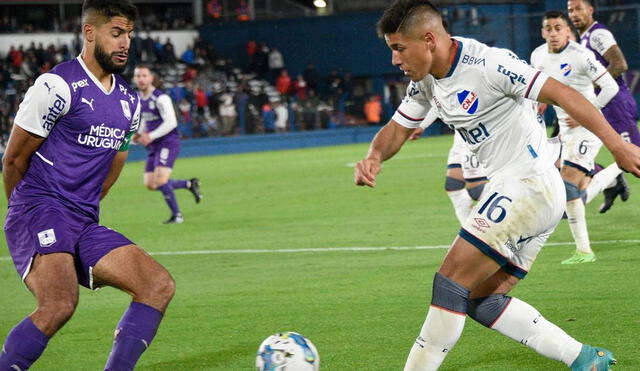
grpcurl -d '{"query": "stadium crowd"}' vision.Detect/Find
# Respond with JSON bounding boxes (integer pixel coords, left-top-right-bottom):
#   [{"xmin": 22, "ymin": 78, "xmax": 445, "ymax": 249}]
[{"xmin": 0, "ymin": 34, "xmax": 391, "ymax": 149}]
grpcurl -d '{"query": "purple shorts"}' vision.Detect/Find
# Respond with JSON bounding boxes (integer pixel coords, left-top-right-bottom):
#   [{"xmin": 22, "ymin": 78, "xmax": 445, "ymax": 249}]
[
  {"xmin": 4, "ymin": 199, "xmax": 133, "ymax": 289},
  {"xmin": 602, "ymin": 90, "xmax": 640, "ymax": 145},
  {"xmin": 144, "ymin": 139, "xmax": 180, "ymax": 173}
]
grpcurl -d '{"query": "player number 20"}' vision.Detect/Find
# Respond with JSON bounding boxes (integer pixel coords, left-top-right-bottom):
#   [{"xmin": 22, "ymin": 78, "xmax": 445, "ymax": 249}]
[{"xmin": 477, "ymin": 192, "xmax": 512, "ymax": 223}]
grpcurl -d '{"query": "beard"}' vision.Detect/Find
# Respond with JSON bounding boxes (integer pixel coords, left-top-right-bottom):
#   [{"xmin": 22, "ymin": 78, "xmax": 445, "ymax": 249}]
[{"xmin": 95, "ymin": 39, "xmax": 127, "ymax": 74}]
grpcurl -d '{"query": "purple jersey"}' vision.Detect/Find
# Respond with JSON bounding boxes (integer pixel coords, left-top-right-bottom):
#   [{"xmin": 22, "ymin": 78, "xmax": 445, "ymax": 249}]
[
  {"xmin": 139, "ymin": 88, "xmax": 179, "ymax": 144},
  {"xmin": 11, "ymin": 57, "xmax": 140, "ymax": 221},
  {"xmin": 580, "ymin": 22, "xmax": 628, "ymax": 92}
]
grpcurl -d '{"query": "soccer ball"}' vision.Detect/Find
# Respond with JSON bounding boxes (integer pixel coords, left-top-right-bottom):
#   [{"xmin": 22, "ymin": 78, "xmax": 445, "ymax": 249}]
[{"xmin": 256, "ymin": 331, "xmax": 320, "ymax": 371}]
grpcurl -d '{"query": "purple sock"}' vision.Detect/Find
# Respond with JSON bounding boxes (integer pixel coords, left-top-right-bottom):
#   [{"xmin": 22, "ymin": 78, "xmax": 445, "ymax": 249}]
[
  {"xmin": 158, "ymin": 183, "xmax": 180, "ymax": 216},
  {"xmin": 168, "ymin": 179, "xmax": 189, "ymax": 189},
  {"xmin": 0, "ymin": 317, "xmax": 50, "ymax": 370},
  {"xmin": 104, "ymin": 302, "xmax": 163, "ymax": 371}
]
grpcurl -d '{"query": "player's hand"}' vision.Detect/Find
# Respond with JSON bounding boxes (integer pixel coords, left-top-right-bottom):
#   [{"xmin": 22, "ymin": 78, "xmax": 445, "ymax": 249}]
[
  {"xmin": 409, "ymin": 127, "xmax": 425, "ymax": 141},
  {"xmin": 138, "ymin": 132, "xmax": 152, "ymax": 146},
  {"xmin": 612, "ymin": 141, "xmax": 640, "ymax": 177},
  {"xmin": 566, "ymin": 117, "xmax": 580, "ymax": 128},
  {"xmin": 354, "ymin": 158, "xmax": 381, "ymax": 187},
  {"xmin": 132, "ymin": 133, "xmax": 141, "ymax": 144}
]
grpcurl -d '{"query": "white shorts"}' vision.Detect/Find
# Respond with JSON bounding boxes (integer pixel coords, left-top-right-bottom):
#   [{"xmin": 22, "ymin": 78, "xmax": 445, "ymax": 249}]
[
  {"xmin": 560, "ymin": 127, "xmax": 603, "ymax": 174},
  {"xmin": 447, "ymin": 132, "xmax": 487, "ymax": 182},
  {"xmin": 459, "ymin": 167, "xmax": 565, "ymax": 278}
]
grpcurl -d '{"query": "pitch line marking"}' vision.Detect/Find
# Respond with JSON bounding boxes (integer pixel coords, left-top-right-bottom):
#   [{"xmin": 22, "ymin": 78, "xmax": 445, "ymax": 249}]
[{"xmin": 0, "ymin": 239, "xmax": 637, "ymax": 261}]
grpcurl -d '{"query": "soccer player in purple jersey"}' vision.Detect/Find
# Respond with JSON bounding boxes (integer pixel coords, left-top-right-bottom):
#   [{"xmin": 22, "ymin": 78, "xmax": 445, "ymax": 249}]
[
  {"xmin": 133, "ymin": 65, "xmax": 202, "ymax": 224},
  {"xmin": 568, "ymin": 0, "xmax": 636, "ymax": 212},
  {"xmin": 0, "ymin": 1, "xmax": 175, "ymax": 370}
]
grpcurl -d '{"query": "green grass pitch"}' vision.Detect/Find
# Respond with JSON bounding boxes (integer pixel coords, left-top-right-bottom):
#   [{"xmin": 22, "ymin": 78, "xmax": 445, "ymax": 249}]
[{"xmin": 1, "ymin": 133, "xmax": 638, "ymax": 370}]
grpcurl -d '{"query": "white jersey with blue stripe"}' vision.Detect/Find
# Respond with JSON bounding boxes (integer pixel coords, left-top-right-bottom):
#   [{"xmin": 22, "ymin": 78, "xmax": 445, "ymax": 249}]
[{"xmin": 392, "ymin": 37, "xmax": 554, "ymax": 180}]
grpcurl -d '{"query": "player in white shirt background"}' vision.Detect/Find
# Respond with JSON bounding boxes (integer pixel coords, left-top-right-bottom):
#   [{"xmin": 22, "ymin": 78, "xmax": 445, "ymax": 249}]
[
  {"xmin": 354, "ymin": 1, "xmax": 640, "ymax": 370},
  {"xmin": 530, "ymin": 11, "xmax": 620, "ymax": 265},
  {"xmin": 409, "ymin": 110, "xmax": 488, "ymax": 225}
]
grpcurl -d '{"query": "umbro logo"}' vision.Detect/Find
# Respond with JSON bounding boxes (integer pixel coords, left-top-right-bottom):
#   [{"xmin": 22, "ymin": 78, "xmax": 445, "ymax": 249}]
[{"xmin": 81, "ymin": 97, "xmax": 95, "ymax": 111}]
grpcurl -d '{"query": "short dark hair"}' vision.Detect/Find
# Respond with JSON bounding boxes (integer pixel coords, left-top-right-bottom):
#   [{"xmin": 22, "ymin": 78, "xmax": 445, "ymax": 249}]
[
  {"xmin": 82, "ymin": 0, "xmax": 138, "ymax": 23},
  {"xmin": 580, "ymin": 0, "xmax": 596, "ymax": 14},
  {"xmin": 377, "ymin": 0, "xmax": 441, "ymax": 38},
  {"xmin": 543, "ymin": 10, "xmax": 571, "ymax": 26}
]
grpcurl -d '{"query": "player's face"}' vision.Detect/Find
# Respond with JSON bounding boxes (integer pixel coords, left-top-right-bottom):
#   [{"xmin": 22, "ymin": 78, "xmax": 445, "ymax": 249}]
[
  {"xmin": 133, "ymin": 68, "xmax": 153, "ymax": 91},
  {"xmin": 93, "ymin": 16, "xmax": 134, "ymax": 74},
  {"xmin": 567, "ymin": 0, "xmax": 593, "ymax": 31},
  {"xmin": 385, "ymin": 32, "xmax": 433, "ymax": 82},
  {"xmin": 542, "ymin": 18, "xmax": 570, "ymax": 52}
]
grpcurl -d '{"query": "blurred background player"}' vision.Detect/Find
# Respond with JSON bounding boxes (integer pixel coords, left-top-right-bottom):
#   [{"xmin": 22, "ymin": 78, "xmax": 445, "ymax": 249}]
[
  {"xmin": 410, "ymin": 109, "xmax": 487, "ymax": 224},
  {"xmin": 0, "ymin": 1, "xmax": 175, "ymax": 370},
  {"xmin": 133, "ymin": 65, "xmax": 202, "ymax": 224},
  {"xmin": 531, "ymin": 11, "xmax": 620, "ymax": 264},
  {"xmin": 569, "ymin": 0, "xmax": 637, "ymax": 213}
]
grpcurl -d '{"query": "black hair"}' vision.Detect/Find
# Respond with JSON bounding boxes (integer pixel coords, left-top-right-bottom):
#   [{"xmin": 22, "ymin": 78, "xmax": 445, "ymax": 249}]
[
  {"xmin": 82, "ymin": 0, "xmax": 138, "ymax": 23},
  {"xmin": 580, "ymin": 0, "xmax": 596, "ymax": 14},
  {"xmin": 543, "ymin": 10, "xmax": 572, "ymax": 26},
  {"xmin": 377, "ymin": 0, "xmax": 441, "ymax": 38}
]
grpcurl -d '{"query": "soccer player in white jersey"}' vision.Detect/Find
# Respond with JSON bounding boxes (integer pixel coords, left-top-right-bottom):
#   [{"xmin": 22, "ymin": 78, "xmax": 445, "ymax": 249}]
[
  {"xmin": 531, "ymin": 11, "xmax": 620, "ymax": 264},
  {"xmin": 410, "ymin": 110, "xmax": 488, "ymax": 224},
  {"xmin": 354, "ymin": 1, "xmax": 640, "ymax": 370}
]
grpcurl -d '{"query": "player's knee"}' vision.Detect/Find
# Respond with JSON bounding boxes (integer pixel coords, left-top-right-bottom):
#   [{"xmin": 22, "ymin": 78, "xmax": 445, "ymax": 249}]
[
  {"xmin": 563, "ymin": 180, "xmax": 583, "ymax": 202},
  {"xmin": 466, "ymin": 183, "xmax": 486, "ymax": 201},
  {"xmin": 431, "ymin": 272, "xmax": 470, "ymax": 313},
  {"xmin": 445, "ymin": 176, "xmax": 466, "ymax": 192},
  {"xmin": 467, "ymin": 294, "xmax": 511, "ymax": 328},
  {"xmin": 151, "ymin": 271, "xmax": 176, "ymax": 304},
  {"xmin": 38, "ymin": 296, "xmax": 78, "ymax": 324}
]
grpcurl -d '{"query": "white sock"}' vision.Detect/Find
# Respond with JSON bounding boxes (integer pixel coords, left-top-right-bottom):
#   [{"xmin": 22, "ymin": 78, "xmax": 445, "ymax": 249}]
[
  {"xmin": 491, "ymin": 298, "xmax": 582, "ymax": 367},
  {"xmin": 404, "ymin": 306, "xmax": 466, "ymax": 371},
  {"xmin": 566, "ymin": 199, "xmax": 593, "ymax": 254},
  {"xmin": 585, "ymin": 163, "xmax": 622, "ymax": 204},
  {"xmin": 447, "ymin": 190, "xmax": 473, "ymax": 225}
]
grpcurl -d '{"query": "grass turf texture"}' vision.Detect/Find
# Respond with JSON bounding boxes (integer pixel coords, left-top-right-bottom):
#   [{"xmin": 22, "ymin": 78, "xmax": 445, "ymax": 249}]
[{"xmin": 1, "ymin": 134, "xmax": 638, "ymax": 370}]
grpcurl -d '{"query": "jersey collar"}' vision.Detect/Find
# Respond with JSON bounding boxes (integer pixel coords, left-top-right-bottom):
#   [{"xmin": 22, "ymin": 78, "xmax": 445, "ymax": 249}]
[
  {"xmin": 443, "ymin": 39, "xmax": 463, "ymax": 79},
  {"xmin": 580, "ymin": 21, "xmax": 599, "ymax": 37},
  {"xmin": 77, "ymin": 56, "xmax": 115, "ymax": 95}
]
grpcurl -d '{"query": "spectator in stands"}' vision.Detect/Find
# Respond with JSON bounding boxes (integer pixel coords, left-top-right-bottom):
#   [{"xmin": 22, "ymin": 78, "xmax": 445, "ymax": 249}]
[
  {"xmin": 268, "ymin": 47, "xmax": 284, "ymax": 82},
  {"xmin": 293, "ymin": 74, "xmax": 308, "ymax": 101},
  {"xmin": 235, "ymin": 86, "xmax": 249, "ymax": 134},
  {"xmin": 274, "ymin": 101, "xmax": 288, "ymax": 133},
  {"xmin": 302, "ymin": 90, "xmax": 321, "ymax": 130},
  {"xmin": 219, "ymin": 90, "xmax": 237, "ymax": 135},
  {"xmin": 303, "ymin": 63, "xmax": 319, "ymax": 92},
  {"xmin": 164, "ymin": 38, "xmax": 176, "ymax": 65},
  {"xmin": 193, "ymin": 85, "xmax": 208, "ymax": 137},
  {"xmin": 236, "ymin": 0, "xmax": 251, "ymax": 21},
  {"xmin": 364, "ymin": 95, "xmax": 382, "ymax": 126},
  {"xmin": 181, "ymin": 45, "xmax": 196, "ymax": 65},
  {"xmin": 207, "ymin": 0, "xmax": 223, "ymax": 20},
  {"xmin": 276, "ymin": 69, "xmax": 292, "ymax": 96},
  {"xmin": 262, "ymin": 103, "xmax": 276, "ymax": 133}
]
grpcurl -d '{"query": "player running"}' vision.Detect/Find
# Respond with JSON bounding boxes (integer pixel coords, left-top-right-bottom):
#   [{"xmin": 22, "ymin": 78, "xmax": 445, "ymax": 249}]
[
  {"xmin": 568, "ymin": 0, "xmax": 637, "ymax": 212},
  {"xmin": 354, "ymin": 1, "xmax": 640, "ymax": 370},
  {"xmin": 531, "ymin": 11, "xmax": 620, "ymax": 264},
  {"xmin": 133, "ymin": 65, "xmax": 202, "ymax": 224},
  {"xmin": 1, "ymin": 1, "xmax": 175, "ymax": 370}
]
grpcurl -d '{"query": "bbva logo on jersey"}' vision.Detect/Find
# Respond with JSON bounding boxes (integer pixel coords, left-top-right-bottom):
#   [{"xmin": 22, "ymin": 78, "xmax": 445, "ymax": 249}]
[
  {"xmin": 457, "ymin": 90, "xmax": 479, "ymax": 114},
  {"xmin": 560, "ymin": 63, "xmax": 572, "ymax": 77}
]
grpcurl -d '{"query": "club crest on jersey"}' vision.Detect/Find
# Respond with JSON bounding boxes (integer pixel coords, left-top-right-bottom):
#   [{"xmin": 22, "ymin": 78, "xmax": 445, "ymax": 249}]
[
  {"xmin": 560, "ymin": 63, "xmax": 572, "ymax": 77},
  {"xmin": 121, "ymin": 100, "xmax": 131, "ymax": 120},
  {"xmin": 457, "ymin": 90, "xmax": 479, "ymax": 114},
  {"xmin": 37, "ymin": 229, "xmax": 56, "ymax": 247}
]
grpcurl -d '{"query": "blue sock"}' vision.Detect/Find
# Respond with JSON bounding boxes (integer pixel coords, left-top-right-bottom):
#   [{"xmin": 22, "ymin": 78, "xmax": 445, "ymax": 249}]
[
  {"xmin": 104, "ymin": 302, "xmax": 163, "ymax": 371},
  {"xmin": 0, "ymin": 317, "xmax": 50, "ymax": 370},
  {"xmin": 158, "ymin": 183, "xmax": 180, "ymax": 216},
  {"xmin": 168, "ymin": 179, "xmax": 189, "ymax": 190}
]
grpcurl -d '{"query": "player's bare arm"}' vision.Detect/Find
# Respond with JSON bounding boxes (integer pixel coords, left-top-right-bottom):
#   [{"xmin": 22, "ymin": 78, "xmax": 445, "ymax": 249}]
[
  {"xmin": 354, "ymin": 120, "xmax": 414, "ymax": 187},
  {"xmin": 602, "ymin": 45, "xmax": 628, "ymax": 79},
  {"xmin": 101, "ymin": 150, "xmax": 128, "ymax": 200},
  {"xmin": 2, "ymin": 126, "xmax": 45, "ymax": 200},
  {"xmin": 537, "ymin": 77, "xmax": 640, "ymax": 176}
]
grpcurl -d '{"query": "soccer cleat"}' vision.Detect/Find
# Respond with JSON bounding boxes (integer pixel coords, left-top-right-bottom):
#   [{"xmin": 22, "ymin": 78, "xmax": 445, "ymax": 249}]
[
  {"xmin": 599, "ymin": 174, "xmax": 629, "ymax": 213},
  {"xmin": 188, "ymin": 178, "xmax": 203, "ymax": 204},
  {"xmin": 561, "ymin": 251, "xmax": 596, "ymax": 264},
  {"xmin": 163, "ymin": 214, "xmax": 184, "ymax": 224},
  {"xmin": 570, "ymin": 344, "xmax": 616, "ymax": 371}
]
